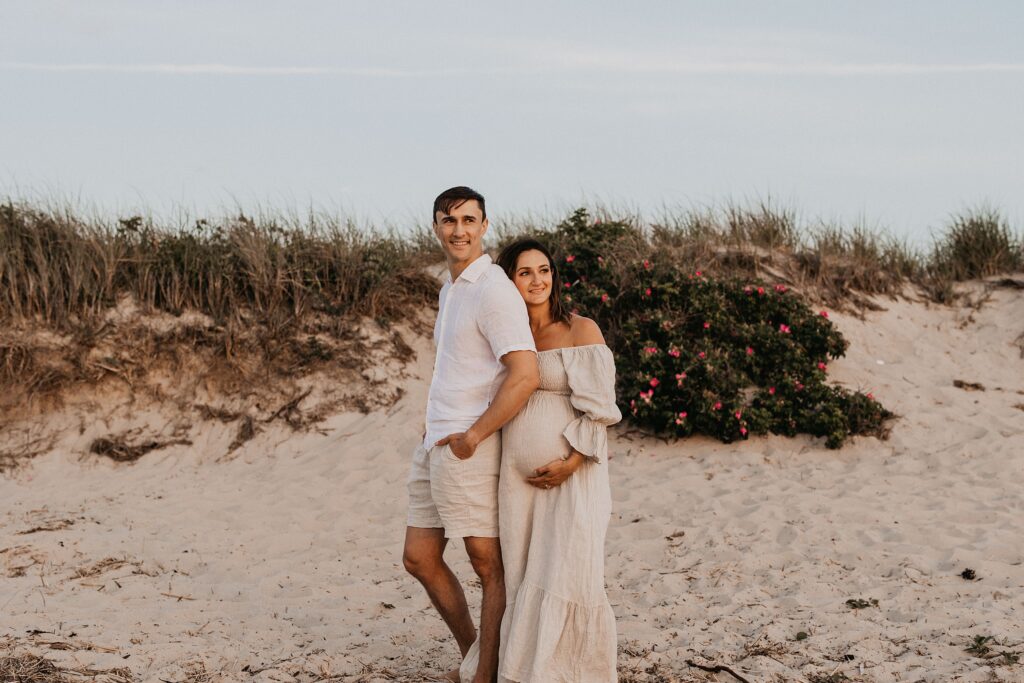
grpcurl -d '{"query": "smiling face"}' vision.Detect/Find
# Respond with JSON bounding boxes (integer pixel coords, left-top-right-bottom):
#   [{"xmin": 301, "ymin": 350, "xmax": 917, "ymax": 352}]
[
  {"xmin": 433, "ymin": 199, "xmax": 488, "ymax": 265},
  {"xmin": 511, "ymin": 249, "xmax": 554, "ymax": 307}
]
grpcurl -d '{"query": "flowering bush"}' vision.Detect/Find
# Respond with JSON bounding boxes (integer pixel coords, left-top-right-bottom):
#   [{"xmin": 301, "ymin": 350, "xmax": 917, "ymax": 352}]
[{"xmin": 546, "ymin": 209, "xmax": 893, "ymax": 448}]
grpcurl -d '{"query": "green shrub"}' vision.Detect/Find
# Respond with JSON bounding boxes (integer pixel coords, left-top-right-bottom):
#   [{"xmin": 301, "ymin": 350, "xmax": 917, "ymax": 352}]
[{"xmin": 537, "ymin": 209, "xmax": 894, "ymax": 448}]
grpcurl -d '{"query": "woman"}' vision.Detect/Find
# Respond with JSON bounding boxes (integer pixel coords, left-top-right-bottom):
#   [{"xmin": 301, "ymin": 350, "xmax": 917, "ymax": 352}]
[{"xmin": 461, "ymin": 238, "xmax": 621, "ymax": 682}]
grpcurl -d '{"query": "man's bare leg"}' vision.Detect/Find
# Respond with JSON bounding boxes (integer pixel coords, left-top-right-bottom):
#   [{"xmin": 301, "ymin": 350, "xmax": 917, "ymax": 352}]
[
  {"xmin": 463, "ymin": 536, "xmax": 505, "ymax": 683},
  {"xmin": 403, "ymin": 526, "xmax": 477, "ymax": 678}
]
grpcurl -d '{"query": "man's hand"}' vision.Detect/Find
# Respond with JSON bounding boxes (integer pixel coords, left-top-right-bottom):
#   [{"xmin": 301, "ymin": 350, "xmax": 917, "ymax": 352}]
[
  {"xmin": 526, "ymin": 451, "xmax": 586, "ymax": 489},
  {"xmin": 436, "ymin": 431, "xmax": 480, "ymax": 460}
]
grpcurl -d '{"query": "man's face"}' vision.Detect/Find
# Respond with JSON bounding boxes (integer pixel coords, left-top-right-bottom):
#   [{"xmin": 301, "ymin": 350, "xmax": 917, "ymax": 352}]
[{"xmin": 433, "ymin": 200, "xmax": 488, "ymax": 263}]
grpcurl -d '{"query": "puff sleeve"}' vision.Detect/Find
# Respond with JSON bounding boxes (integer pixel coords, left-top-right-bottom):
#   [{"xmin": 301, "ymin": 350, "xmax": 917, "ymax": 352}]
[{"xmin": 561, "ymin": 345, "xmax": 622, "ymax": 464}]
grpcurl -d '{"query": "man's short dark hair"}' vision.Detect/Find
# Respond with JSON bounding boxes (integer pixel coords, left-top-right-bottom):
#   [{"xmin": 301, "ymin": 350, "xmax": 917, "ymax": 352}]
[{"xmin": 433, "ymin": 186, "xmax": 486, "ymax": 223}]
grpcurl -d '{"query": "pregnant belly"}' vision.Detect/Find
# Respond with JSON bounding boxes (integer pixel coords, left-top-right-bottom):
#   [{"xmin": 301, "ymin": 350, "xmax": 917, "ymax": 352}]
[{"xmin": 503, "ymin": 393, "xmax": 577, "ymax": 479}]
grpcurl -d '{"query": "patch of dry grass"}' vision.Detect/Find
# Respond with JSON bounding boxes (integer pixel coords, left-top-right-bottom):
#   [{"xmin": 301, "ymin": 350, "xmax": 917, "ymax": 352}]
[{"xmin": 0, "ymin": 650, "xmax": 132, "ymax": 683}]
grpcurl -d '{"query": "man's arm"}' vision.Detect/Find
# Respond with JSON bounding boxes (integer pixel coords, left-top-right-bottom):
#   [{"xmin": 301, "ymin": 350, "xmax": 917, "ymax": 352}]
[{"xmin": 436, "ymin": 350, "xmax": 539, "ymax": 459}]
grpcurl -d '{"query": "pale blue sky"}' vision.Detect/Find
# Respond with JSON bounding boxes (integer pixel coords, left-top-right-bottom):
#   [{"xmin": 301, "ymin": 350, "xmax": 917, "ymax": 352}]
[{"xmin": 1, "ymin": 1, "xmax": 1022, "ymax": 242}]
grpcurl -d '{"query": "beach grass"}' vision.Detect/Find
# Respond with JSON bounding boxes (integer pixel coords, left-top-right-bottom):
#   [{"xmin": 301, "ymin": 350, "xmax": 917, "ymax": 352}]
[{"xmin": 1, "ymin": 198, "xmax": 1020, "ymax": 414}]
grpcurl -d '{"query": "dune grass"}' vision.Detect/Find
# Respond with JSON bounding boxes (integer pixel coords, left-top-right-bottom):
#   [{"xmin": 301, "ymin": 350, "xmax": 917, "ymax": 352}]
[{"xmin": 0, "ymin": 198, "xmax": 1020, "ymax": 415}]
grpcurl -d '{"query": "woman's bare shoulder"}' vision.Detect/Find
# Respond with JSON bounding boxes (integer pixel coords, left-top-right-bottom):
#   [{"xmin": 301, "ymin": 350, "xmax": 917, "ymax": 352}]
[{"xmin": 569, "ymin": 315, "xmax": 606, "ymax": 346}]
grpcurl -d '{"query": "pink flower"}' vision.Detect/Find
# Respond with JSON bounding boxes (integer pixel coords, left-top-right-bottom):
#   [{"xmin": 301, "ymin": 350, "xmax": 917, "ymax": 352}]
[
  {"xmin": 601, "ymin": 293, "xmax": 609, "ymax": 303},
  {"xmin": 774, "ymin": 284, "xmax": 787, "ymax": 293},
  {"xmin": 678, "ymin": 411, "xmax": 687, "ymax": 419},
  {"xmin": 649, "ymin": 377, "xmax": 660, "ymax": 388},
  {"xmin": 768, "ymin": 386, "xmax": 776, "ymax": 395},
  {"xmin": 713, "ymin": 401, "xmax": 722, "ymax": 410},
  {"xmin": 820, "ymin": 310, "xmax": 829, "ymax": 318},
  {"xmin": 867, "ymin": 392, "xmax": 875, "ymax": 400},
  {"xmin": 703, "ymin": 321, "xmax": 710, "ymax": 329},
  {"xmin": 746, "ymin": 346, "xmax": 754, "ymax": 356},
  {"xmin": 695, "ymin": 270, "xmax": 703, "ymax": 277},
  {"xmin": 643, "ymin": 346, "xmax": 659, "ymax": 354},
  {"xmin": 675, "ymin": 372, "xmax": 686, "ymax": 385},
  {"xmin": 817, "ymin": 362, "xmax": 827, "ymax": 370},
  {"xmin": 740, "ymin": 427, "xmax": 748, "ymax": 436},
  {"xmin": 698, "ymin": 351, "xmax": 706, "ymax": 359},
  {"xmin": 779, "ymin": 324, "xmax": 791, "ymax": 334},
  {"xmin": 565, "ymin": 254, "xmax": 576, "ymax": 263},
  {"xmin": 639, "ymin": 389, "xmax": 653, "ymax": 404},
  {"xmin": 668, "ymin": 348, "xmax": 681, "ymax": 358},
  {"xmin": 564, "ymin": 281, "xmax": 571, "ymax": 288},
  {"xmin": 757, "ymin": 286, "xmax": 765, "ymax": 295},
  {"xmin": 644, "ymin": 287, "xmax": 652, "ymax": 297},
  {"xmin": 744, "ymin": 285, "xmax": 753, "ymax": 294},
  {"xmin": 734, "ymin": 411, "xmax": 742, "ymax": 420},
  {"xmin": 795, "ymin": 381, "xmax": 804, "ymax": 391},
  {"xmin": 643, "ymin": 259, "xmax": 651, "ymax": 270}
]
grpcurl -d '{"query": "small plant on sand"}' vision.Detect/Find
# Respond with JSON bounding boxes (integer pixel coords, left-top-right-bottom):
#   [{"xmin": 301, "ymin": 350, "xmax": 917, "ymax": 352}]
[
  {"xmin": 965, "ymin": 635, "xmax": 1021, "ymax": 665},
  {"xmin": 533, "ymin": 209, "xmax": 894, "ymax": 448},
  {"xmin": 807, "ymin": 673, "xmax": 850, "ymax": 683},
  {"xmin": 845, "ymin": 598, "xmax": 879, "ymax": 609}
]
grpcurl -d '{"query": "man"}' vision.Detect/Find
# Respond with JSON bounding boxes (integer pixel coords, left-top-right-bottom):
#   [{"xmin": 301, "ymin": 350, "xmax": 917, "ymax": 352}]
[{"xmin": 403, "ymin": 186, "xmax": 539, "ymax": 683}]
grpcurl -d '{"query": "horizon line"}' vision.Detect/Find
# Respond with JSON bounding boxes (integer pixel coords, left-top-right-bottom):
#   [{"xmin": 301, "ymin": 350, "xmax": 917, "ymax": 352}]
[{"xmin": 3, "ymin": 60, "xmax": 1024, "ymax": 77}]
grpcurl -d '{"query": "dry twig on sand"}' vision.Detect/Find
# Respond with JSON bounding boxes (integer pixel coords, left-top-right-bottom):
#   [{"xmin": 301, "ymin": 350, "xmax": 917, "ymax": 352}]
[{"xmin": 685, "ymin": 658, "xmax": 753, "ymax": 683}]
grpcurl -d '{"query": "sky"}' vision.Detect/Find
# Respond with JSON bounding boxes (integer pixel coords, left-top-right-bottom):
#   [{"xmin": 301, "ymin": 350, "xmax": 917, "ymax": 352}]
[{"xmin": 1, "ymin": 1, "xmax": 1022, "ymax": 243}]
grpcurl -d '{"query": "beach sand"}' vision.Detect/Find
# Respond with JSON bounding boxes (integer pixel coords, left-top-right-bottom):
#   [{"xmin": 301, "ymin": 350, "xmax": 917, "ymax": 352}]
[{"xmin": 2, "ymin": 283, "xmax": 1023, "ymax": 682}]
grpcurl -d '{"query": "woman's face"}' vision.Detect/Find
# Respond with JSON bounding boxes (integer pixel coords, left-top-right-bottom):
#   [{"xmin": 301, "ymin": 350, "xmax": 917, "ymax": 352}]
[{"xmin": 512, "ymin": 249, "xmax": 553, "ymax": 307}]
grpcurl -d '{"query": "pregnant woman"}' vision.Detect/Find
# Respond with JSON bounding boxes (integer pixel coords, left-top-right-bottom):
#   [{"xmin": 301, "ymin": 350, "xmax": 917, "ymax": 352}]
[{"xmin": 461, "ymin": 238, "xmax": 621, "ymax": 682}]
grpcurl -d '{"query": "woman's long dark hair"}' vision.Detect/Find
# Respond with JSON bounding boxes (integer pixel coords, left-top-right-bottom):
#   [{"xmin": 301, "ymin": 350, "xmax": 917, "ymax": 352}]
[{"xmin": 495, "ymin": 238, "xmax": 572, "ymax": 326}]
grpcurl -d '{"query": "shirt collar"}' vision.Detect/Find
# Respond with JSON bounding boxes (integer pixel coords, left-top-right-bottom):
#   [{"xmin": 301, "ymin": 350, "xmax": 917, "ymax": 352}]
[{"xmin": 449, "ymin": 253, "xmax": 492, "ymax": 284}]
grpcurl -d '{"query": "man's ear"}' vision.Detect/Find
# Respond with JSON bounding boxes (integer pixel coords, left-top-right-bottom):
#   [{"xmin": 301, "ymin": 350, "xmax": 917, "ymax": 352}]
[{"xmin": 481, "ymin": 217, "xmax": 489, "ymax": 237}]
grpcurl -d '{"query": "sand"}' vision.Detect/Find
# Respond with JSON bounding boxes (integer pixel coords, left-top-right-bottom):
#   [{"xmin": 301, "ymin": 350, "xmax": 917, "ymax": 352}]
[{"xmin": 2, "ymin": 282, "xmax": 1023, "ymax": 682}]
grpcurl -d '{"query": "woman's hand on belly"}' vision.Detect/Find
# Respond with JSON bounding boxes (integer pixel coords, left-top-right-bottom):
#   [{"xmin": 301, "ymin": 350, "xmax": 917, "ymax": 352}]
[{"xmin": 525, "ymin": 450, "xmax": 586, "ymax": 489}]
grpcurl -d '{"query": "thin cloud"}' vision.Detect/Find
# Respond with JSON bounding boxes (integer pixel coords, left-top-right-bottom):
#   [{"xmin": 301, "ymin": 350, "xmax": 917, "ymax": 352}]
[{"xmin": 2, "ymin": 60, "xmax": 1023, "ymax": 77}]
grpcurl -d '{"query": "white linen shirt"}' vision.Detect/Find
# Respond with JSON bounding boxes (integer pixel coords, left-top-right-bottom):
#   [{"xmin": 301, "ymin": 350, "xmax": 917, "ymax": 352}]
[{"xmin": 425, "ymin": 253, "xmax": 536, "ymax": 447}]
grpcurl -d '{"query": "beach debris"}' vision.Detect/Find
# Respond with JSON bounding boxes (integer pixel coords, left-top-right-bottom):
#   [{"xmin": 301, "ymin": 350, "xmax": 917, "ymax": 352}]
[
  {"xmin": 225, "ymin": 415, "xmax": 256, "ymax": 455},
  {"xmin": 953, "ymin": 379, "xmax": 986, "ymax": 391},
  {"xmin": 69, "ymin": 556, "xmax": 154, "ymax": 580},
  {"xmin": 0, "ymin": 433, "xmax": 55, "ymax": 474},
  {"xmin": 960, "ymin": 568, "xmax": 978, "ymax": 580},
  {"xmin": 89, "ymin": 433, "xmax": 192, "ymax": 463},
  {"xmin": 845, "ymin": 597, "xmax": 879, "ymax": 609},
  {"xmin": 807, "ymin": 673, "xmax": 850, "ymax": 683},
  {"xmin": 965, "ymin": 635, "xmax": 1021, "ymax": 664},
  {"xmin": 263, "ymin": 387, "xmax": 314, "ymax": 429},
  {"xmin": 16, "ymin": 518, "xmax": 75, "ymax": 535},
  {"xmin": 0, "ymin": 651, "xmax": 132, "ymax": 683},
  {"xmin": 193, "ymin": 403, "xmax": 242, "ymax": 422},
  {"xmin": 684, "ymin": 658, "xmax": 752, "ymax": 683}
]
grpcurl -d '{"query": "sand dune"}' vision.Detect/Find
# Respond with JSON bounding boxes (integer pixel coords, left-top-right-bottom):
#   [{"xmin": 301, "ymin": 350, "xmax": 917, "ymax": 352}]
[{"xmin": 2, "ymin": 283, "xmax": 1023, "ymax": 682}]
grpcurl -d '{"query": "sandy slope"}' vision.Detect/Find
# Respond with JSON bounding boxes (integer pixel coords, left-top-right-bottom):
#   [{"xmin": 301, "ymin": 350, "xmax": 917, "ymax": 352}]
[{"xmin": 2, "ymin": 284, "xmax": 1023, "ymax": 682}]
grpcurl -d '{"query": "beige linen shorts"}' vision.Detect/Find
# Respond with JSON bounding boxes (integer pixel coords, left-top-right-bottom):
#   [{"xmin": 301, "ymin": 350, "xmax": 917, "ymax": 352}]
[{"xmin": 406, "ymin": 432, "xmax": 501, "ymax": 539}]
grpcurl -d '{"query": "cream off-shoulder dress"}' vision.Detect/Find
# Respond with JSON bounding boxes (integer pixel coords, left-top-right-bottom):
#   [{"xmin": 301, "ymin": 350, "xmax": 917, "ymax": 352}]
[{"xmin": 461, "ymin": 344, "xmax": 622, "ymax": 683}]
